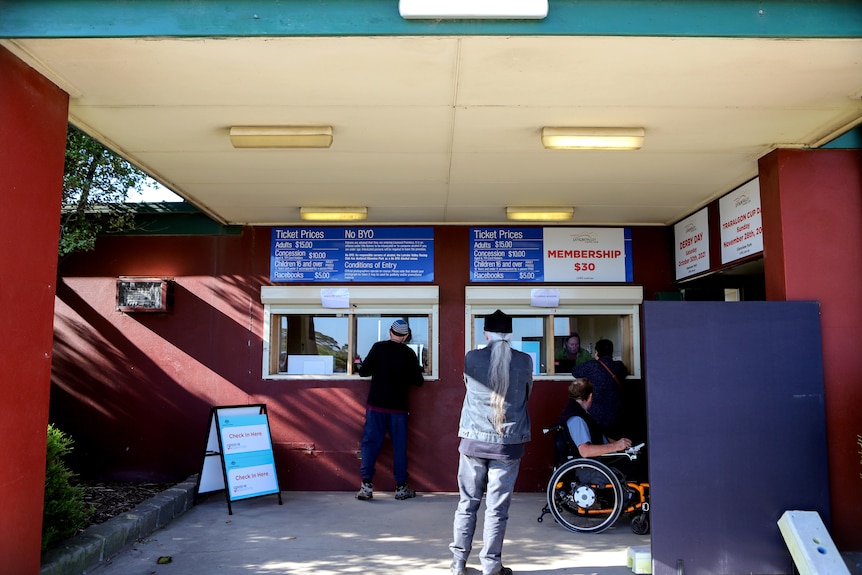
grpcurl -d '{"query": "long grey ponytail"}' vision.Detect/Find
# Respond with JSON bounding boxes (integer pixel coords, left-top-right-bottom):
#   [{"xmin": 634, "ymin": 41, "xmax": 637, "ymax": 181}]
[{"xmin": 486, "ymin": 332, "xmax": 513, "ymax": 435}]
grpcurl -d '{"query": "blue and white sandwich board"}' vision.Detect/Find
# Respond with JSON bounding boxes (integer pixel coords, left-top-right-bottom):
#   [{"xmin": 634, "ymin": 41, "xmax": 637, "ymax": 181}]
[{"xmin": 196, "ymin": 404, "xmax": 282, "ymax": 514}]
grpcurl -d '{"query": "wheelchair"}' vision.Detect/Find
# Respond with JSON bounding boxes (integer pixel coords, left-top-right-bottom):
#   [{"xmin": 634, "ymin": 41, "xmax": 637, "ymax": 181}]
[{"xmin": 537, "ymin": 424, "xmax": 650, "ymax": 535}]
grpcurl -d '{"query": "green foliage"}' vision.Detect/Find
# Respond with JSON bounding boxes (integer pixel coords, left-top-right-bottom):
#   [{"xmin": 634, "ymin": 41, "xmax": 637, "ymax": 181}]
[
  {"xmin": 42, "ymin": 424, "xmax": 89, "ymax": 551},
  {"xmin": 60, "ymin": 125, "xmax": 152, "ymax": 256}
]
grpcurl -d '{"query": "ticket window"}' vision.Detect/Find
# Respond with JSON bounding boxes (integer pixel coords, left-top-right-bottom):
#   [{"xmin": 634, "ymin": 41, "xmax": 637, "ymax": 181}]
[
  {"xmin": 465, "ymin": 286, "xmax": 642, "ymax": 379},
  {"xmin": 271, "ymin": 314, "xmax": 431, "ymax": 375},
  {"xmin": 261, "ymin": 286, "xmax": 439, "ymax": 379}
]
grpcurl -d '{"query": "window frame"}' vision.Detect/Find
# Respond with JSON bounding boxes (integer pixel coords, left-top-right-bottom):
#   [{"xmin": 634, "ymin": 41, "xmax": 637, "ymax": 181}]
[
  {"xmin": 464, "ymin": 286, "xmax": 643, "ymax": 379},
  {"xmin": 260, "ymin": 286, "xmax": 439, "ymax": 380}
]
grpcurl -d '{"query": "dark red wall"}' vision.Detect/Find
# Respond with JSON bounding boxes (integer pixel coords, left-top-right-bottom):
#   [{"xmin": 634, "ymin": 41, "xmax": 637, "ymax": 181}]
[
  {"xmin": 52, "ymin": 226, "xmax": 673, "ymax": 493},
  {"xmin": 0, "ymin": 47, "xmax": 68, "ymax": 574},
  {"xmin": 759, "ymin": 149, "xmax": 862, "ymax": 550}
]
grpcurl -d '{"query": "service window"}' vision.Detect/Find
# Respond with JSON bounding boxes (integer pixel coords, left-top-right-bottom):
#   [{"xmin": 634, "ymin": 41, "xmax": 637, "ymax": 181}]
[
  {"xmin": 466, "ymin": 286, "xmax": 643, "ymax": 379},
  {"xmin": 261, "ymin": 286, "xmax": 438, "ymax": 379}
]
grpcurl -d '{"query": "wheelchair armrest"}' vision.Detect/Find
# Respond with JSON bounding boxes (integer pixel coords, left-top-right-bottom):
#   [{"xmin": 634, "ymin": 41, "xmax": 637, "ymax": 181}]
[
  {"xmin": 597, "ymin": 442, "xmax": 646, "ymax": 461},
  {"xmin": 542, "ymin": 424, "xmax": 564, "ymax": 435}
]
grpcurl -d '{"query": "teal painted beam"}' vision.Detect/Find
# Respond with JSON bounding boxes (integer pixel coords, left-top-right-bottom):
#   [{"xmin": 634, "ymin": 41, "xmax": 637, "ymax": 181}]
[
  {"xmin": 822, "ymin": 126, "xmax": 862, "ymax": 150},
  {"xmin": 1, "ymin": 0, "xmax": 861, "ymax": 38}
]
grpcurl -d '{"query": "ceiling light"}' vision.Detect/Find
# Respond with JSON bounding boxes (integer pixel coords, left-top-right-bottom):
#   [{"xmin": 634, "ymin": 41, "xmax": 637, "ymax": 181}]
[
  {"xmin": 399, "ymin": 0, "xmax": 548, "ymax": 19},
  {"xmin": 230, "ymin": 126, "xmax": 332, "ymax": 149},
  {"xmin": 542, "ymin": 127, "xmax": 645, "ymax": 150},
  {"xmin": 300, "ymin": 207, "xmax": 367, "ymax": 221},
  {"xmin": 506, "ymin": 207, "xmax": 574, "ymax": 221}
]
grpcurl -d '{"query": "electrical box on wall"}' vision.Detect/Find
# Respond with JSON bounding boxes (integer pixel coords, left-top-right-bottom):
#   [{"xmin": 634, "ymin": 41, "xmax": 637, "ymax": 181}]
[{"xmin": 117, "ymin": 277, "xmax": 170, "ymax": 312}]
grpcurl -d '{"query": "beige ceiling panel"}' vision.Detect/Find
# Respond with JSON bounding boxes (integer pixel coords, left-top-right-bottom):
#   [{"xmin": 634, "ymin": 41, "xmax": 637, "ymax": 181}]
[
  {"xmin": 8, "ymin": 32, "xmax": 861, "ymax": 229},
  {"xmin": 180, "ymin": 182, "xmax": 449, "ymax": 206},
  {"xmin": 457, "ymin": 36, "xmax": 862, "ymax": 108},
  {"xmin": 136, "ymin": 151, "xmax": 451, "ymax": 183},
  {"xmin": 17, "ymin": 37, "xmax": 461, "ymax": 107},
  {"xmin": 72, "ymin": 105, "xmax": 454, "ymax": 154}
]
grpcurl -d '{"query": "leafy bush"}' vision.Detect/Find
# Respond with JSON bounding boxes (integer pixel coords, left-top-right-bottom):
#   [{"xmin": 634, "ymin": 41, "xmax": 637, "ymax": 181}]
[{"xmin": 42, "ymin": 424, "xmax": 89, "ymax": 551}]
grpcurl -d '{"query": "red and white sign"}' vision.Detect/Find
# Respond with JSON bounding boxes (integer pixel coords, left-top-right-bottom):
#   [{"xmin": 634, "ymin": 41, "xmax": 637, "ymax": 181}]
[
  {"xmin": 719, "ymin": 178, "xmax": 763, "ymax": 264},
  {"xmin": 674, "ymin": 208, "xmax": 710, "ymax": 280},
  {"xmin": 543, "ymin": 227, "xmax": 628, "ymax": 282}
]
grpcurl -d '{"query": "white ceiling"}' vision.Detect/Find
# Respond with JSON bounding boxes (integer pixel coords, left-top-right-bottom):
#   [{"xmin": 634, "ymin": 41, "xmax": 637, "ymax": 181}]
[{"xmin": 5, "ymin": 35, "xmax": 862, "ymax": 226}]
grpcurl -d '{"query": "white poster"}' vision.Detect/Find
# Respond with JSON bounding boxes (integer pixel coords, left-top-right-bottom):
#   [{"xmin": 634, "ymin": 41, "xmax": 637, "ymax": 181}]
[
  {"xmin": 220, "ymin": 423, "xmax": 272, "ymax": 455},
  {"xmin": 674, "ymin": 208, "xmax": 710, "ymax": 280},
  {"xmin": 543, "ymin": 227, "xmax": 628, "ymax": 282},
  {"xmin": 719, "ymin": 178, "xmax": 763, "ymax": 264},
  {"xmin": 225, "ymin": 462, "xmax": 279, "ymax": 501}
]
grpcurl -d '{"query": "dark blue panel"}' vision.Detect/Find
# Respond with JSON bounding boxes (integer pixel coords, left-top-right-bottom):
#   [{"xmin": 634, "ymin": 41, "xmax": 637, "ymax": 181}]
[{"xmin": 643, "ymin": 301, "xmax": 828, "ymax": 575}]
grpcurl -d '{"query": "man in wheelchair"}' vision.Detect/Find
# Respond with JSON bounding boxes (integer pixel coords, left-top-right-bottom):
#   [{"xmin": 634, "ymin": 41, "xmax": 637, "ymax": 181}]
[
  {"xmin": 557, "ymin": 378, "xmax": 632, "ymax": 461},
  {"xmin": 539, "ymin": 378, "xmax": 650, "ymax": 534}
]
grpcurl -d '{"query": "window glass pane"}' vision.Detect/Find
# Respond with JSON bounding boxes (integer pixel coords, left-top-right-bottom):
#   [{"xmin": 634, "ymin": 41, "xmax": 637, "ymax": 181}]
[
  {"xmin": 553, "ymin": 315, "xmax": 623, "ymax": 359},
  {"xmin": 356, "ymin": 315, "xmax": 430, "ymax": 374},
  {"xmin": 472, "ymin": 315, "xmax": 546, "ymax": 374},
  {"xmin": 276, "ymin": 315, "xmax": 349, "ymax": 374}
]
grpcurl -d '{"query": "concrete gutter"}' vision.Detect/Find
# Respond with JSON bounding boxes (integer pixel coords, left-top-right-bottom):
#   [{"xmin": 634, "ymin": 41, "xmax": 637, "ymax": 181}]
[{"xmin": 40, "ymin": 475, "xmax": 198, "ymax": 575}]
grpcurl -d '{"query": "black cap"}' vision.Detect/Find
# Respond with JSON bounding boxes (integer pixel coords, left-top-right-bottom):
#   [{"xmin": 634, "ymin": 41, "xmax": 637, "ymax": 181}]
[{"xmin": 483, "ymin": 309, "xmax": 512, "ymax": 334}]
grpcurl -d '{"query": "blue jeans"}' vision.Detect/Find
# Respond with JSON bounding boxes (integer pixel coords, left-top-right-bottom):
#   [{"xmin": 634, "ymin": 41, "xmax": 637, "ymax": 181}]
[
  {"xmin": 450, "ymin": 452, "xmax": 521, "ymax": 575},
  {"xmin": 359, "ymin": 409, "xmax": 409, "ymax": 485}
]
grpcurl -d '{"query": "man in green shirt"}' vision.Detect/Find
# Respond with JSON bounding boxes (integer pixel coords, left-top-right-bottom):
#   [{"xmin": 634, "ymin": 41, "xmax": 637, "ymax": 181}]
[{"xmin": 555, "ymin": 333, "xmax": 592, "ymax": 366}]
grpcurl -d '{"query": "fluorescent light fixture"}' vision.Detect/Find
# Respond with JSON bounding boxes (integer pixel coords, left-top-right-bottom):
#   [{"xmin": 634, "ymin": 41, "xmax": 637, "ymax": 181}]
[
  {"xmin": 506, "ymin": 207, "xmax": 574, "ymax": 221},
  {"xmin": 230, "ymin": 126, "xmax": 332, "ymax": 149},
  {"xmin": 300, "ymin": 207, "xmax": 367, "ymax": 221},
  {"xmin": 399, "ymin": 0, "xmax": 548, "ymax": 20},
  {"xmin": 542, "ymin": 127, "xmax": 645, "ymax": 150}
]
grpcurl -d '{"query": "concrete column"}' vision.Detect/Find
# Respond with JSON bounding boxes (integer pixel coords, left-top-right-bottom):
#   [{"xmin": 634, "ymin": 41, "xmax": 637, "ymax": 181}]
[
  {"xmin": 0, "ymin": 46, "xmax": 69, "ymax": 573},
  {"xmin": 759, "ymin": 148, "xmax": 862, "ymax": 551}
]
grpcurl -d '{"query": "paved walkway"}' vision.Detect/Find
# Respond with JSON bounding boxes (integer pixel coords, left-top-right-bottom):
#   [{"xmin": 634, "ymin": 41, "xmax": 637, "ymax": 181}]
[{"xmin": 82, "ymin": 489, "xmax": 649, "ymax": 575}]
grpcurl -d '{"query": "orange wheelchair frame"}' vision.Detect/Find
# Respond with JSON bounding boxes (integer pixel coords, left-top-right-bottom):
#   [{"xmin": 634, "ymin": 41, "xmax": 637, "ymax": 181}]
[{"xmin": 537, "ymin": 425, "xmax": 650, "ymax": 534}]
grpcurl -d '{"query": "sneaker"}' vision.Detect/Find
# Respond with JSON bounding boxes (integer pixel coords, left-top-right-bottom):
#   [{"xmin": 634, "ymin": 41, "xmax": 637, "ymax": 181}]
[
  {"xmin": 486, "ymin": 568, "xmax": 512, "ymax": 575},
  {"xmin": 356, "ymin": 481, "xmax": 373, "ymax": 501},
  {"xmin": 451, "ymin": 561, "xmax": 466, "ymax": 575},
  {"xmin": 394, "ymin": 483, "xmax": 416, "ymax": 500}
]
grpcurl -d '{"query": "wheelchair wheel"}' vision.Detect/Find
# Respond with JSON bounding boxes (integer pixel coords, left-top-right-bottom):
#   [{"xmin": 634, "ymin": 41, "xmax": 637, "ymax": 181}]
[
  {"xmin": 631, "ymin": 512, "xmax": 650, "ymax": 535},
  {"xmin": 545, "ymin": 458, "xmax": 623, "ymax": 534}
]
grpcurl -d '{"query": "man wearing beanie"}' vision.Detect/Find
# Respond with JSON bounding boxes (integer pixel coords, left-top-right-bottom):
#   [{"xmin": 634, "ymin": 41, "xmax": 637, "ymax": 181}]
[
  {"xmin": 450, "ymin": 309, "xmax": 533, "ymax": 575},
  {"xmin": 356, "ymin": 319, "xmax": 424, "ymax": 501}
]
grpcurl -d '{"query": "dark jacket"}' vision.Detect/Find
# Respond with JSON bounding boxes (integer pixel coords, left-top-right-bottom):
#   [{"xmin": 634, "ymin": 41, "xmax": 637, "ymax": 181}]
[
  {"xmin": 359, "ymin": 339, "xmax": 424, "ymax": 411},
  {"xmin": 556, "ymin": 399, "xmax": 604, "ymax": 461},
  {"xmin": 572, "ymin": 356, "xmax": 628, "ymax": 432}
]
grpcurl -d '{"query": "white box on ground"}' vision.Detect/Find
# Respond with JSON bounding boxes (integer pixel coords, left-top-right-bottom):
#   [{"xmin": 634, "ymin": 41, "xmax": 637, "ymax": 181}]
[
  {"xmin": 777, "ymin": 510, "xmax": 850, "ymax": 575},
  {"xmin": 627, "ymin": 545, "xmax": 651, "ymax": 574}
]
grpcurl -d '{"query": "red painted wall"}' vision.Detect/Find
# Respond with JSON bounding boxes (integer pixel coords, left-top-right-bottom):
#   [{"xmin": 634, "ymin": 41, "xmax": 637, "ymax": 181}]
[
  {"xmin": 52, "ymin": 226, "xmax": 672, "ymax": 494},
  {"xmin": 0, "ymin": 47, "xmax": 69, "ymax": 574},
  {"xmin": 759, "ymin": 148, "xmax": 862, "ymax": 550}
]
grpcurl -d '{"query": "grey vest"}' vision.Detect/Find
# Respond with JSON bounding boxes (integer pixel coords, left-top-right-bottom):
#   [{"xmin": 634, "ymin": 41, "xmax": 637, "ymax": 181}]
[{"xmin": 458, "ymin": 344, "xmax": 533, "ymax": 445}]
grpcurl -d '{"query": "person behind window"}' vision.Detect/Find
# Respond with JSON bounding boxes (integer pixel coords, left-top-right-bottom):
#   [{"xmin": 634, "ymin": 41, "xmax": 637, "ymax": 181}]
[
  {"xmin": 572, "ymin": 338, "xmax": 628, "ymax": 438},
  {"xmin": 449, "ymin": 309, "xmax": 532, "ymax": 575},
  {"xmin": 554, "ymin": 332, "xmax": 592, "ymax": 365},
  {"xmin": 355, "ymin": 319, "xmax": 424, "ymax": 501},
  {"xmin": 557, "ymin": 378, "xmax": 631, "ymax": 460}
]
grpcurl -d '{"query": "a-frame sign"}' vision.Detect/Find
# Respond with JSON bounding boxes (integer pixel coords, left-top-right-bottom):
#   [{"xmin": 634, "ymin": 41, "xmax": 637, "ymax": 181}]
[{"xmin": 196, "ymin": 404, "xmax": 283, "ymax": 514}]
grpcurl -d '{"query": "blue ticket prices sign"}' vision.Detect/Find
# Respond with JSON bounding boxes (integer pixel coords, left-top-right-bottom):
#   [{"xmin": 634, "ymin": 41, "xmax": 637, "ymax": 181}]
[
  {"xmin": 270, "ymin": 227, "xmax": 434, "ymax": 283},
  {"xmin": 471, "ymin": 227, "xmax": 545, "ymax": 281},
  {"xmin": 219, "ymin": 414, "xmax": 279, "ymax": 501},
  {"xmin": 470, "ymin": 227, "xmax": 633, "ymax": 282}
]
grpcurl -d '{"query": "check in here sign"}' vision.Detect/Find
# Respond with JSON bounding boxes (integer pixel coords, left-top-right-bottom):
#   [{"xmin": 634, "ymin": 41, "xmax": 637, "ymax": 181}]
[{"xmin": 219, "ymin": 415, "xmax": 279, "ymax": 501}]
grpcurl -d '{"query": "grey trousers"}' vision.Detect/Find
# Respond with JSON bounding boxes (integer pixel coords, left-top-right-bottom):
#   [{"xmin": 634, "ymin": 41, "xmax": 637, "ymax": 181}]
[{"xmin": 450, "ymin": 452, "xmax": 521, "ymax": 575}]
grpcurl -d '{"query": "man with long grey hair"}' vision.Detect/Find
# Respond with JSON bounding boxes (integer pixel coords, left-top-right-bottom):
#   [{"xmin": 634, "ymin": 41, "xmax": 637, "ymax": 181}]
[{"xmin": 449, "ymin": 309, "xmax": 533, "ymax": 575}]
